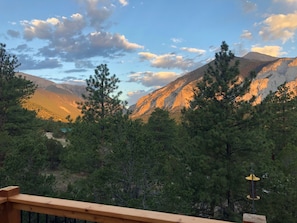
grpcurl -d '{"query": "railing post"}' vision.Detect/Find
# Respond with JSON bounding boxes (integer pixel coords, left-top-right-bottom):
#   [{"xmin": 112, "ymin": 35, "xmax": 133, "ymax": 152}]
[{"xmin": 0, "ymin": 186, "xmax": 21, "ymax": 223}]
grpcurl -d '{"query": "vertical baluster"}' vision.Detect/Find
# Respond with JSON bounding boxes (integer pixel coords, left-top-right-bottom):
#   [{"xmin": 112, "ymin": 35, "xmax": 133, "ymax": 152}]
[{"xmin": 19, "ymin": 212, "xmax": 94, "ymax": 223}]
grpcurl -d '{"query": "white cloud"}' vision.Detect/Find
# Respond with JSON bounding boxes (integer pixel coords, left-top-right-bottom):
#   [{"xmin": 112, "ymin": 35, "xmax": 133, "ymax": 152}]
[
  {"xmin": 240, "ymin": 30, "xmax": 253, "ymax": 39},
  {"xmin": 259, "ymin": 12, "xmax": 297, "ymax": 43},
  {"xmin": 171, "ymin": 38, "xmax": 183, "ymax": 43},
  {"xmin": 139, "ymin": 52, "xmax": 157, "ymax": 60},
  {"xmin": 251, "ymin": 45, "xmax": 286, "ymax": 57},
  {"xmin": 22, "ymin": 19, "xmax": 52, "ymax": 40},
  {"xmin": 127, "ymin": 90, "xmax": 145, "ymax": 97},
  {"xmin": 119, "ymin": 0, "xmax": 128, "ymax": 6},
  {"xmin": 21, "ymin": 13, "xmax": 86, "ymax": 40},
  {"xmin": 127, "ymin": 90, "xmax": 148, "ymax": 105},
  {"xmin": 46, "ymin": 17, "xmax": 60, "ymax": 25},
  {"xmin": 152, "ymin": 54, "xmax": 189, "ymax": 69},
  {"xmin": 89, "ymin": 32, "xmax": 143, "ymax": 50},
  {"xmin": 60, "ymin": 78, "xmax": 86, "ymax": 85},
  {"xmin": 82, "ymin": 0, "xmax": 115, "ymax": 29},
  {"xmin": 138, "ymin": 52, "xmax": 196, "ymax": 70},
  {"xmin": 128, "ymin": 71, "xmax": 179, "ymax": 87},
  {"xmin": 180, "ymin": 47, "xmax": 206, "ymax": 55},
  {"xmin": 18, "ymin": 7, "xmax": 143, "ymax": 63}
]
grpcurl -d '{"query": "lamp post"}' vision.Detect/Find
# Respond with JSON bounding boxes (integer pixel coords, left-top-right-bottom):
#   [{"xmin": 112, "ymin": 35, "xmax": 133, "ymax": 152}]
[{"xmin": 245, "ymin": 173, "xmax": 260, "ymax": 213}]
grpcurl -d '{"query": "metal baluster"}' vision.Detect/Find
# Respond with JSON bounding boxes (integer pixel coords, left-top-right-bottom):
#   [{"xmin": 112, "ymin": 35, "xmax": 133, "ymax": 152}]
[{"xmin": 20, "ymin": 212, "xmax": 95, "ymax": 223}]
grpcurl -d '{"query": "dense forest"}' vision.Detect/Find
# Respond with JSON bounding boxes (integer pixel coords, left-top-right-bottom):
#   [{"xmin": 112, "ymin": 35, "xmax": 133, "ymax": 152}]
[{"xmin": 0, "ymin": 42, "xmax": 296, "ymax": 223}]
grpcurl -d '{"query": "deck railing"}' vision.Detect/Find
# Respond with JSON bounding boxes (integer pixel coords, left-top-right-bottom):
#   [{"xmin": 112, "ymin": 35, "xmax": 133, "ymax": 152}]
[{"xmin": 0, "ymin": 186, "xmax": 265, "ymax": 223}]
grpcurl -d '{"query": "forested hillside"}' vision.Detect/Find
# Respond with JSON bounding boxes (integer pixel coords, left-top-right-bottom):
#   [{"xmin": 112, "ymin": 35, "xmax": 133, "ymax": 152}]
[{"xmin": 0, "ymin": 42, "xmax": 296, "ymax": 223}]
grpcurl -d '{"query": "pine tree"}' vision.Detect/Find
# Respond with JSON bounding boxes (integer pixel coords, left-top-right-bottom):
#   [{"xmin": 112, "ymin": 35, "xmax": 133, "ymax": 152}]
[
  {"xmin": 77, "ymin": 64, "xmax": 126, "ymax": 122},
  {"xmin": 0, "ymin": 43, "xmax": 54, "ymax": 196},
  {"xmin": 182, "ymin": 41, "xmax": 260, "ymax": 220},
  {"xmin": 190, "ymin": 41, "xmax": 254, "ymax": 110},
  {"xmin": 255, "ymin": 84, "xmax": 297, "ymax": 222},
  {"xmin": 0, "ymin": 43, "xmax": 36, "ymax": 131},
  {"xmin": 261, "ymin": 83, "xmax": 297, "ymax": 159}
]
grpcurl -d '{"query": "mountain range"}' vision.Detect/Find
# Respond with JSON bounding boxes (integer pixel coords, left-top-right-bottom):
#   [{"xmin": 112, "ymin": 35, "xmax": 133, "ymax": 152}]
[
  {"xmin": 129, "ymin": 52, "xmax": 281, "ymax": 121},
  {"xmin": 21, "ymin": 52, "xmax": 297, "ymax": 122}
]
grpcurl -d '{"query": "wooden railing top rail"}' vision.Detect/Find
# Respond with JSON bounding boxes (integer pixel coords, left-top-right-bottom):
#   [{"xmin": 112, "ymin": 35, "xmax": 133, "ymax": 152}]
[
  {"xmin": 0, "ymin": 186, "xmax": 234, "ymax": 223},
  {"xmin": 0, "ymin": 197, "xmax": 7, "ymax": 204}
]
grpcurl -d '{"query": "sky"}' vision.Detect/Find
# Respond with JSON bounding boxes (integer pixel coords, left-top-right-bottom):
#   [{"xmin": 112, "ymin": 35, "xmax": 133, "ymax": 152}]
[{"xmin": 1, "ymin": 0, "xmax": 297, "ymax": 105}]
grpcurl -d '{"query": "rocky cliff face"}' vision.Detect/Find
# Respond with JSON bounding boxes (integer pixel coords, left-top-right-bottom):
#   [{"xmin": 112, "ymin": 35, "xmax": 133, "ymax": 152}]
[
  {"xmin": 245, "ymin": 57, "xmax": 297, "ymax": 102},
  {"xmin": 130, "ymin": 52, "xmax": 297, "ymax": 120},
  {"xmin": 130, "ymin": 67, "xmax": 205, "ymax": 119}
]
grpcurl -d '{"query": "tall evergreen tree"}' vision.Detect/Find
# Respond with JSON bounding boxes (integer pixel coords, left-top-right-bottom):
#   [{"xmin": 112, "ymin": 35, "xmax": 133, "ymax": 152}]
[
  {"xmin": 0, "ymin": 43, "xmax": 54, "ymax": 196},
  {"xmin": 182, "ymin": 41, "xmax": 261, "ymax": 221},
  {"xmin": 65, "ymin": 64, "xmax": 128, "ymax": 172},
  {"xmin": 77, "ymin": 64, "xmax": 126, "ymax": 122},
  {"xmin": 0, "ymin": 42, "xmax": 37, "ymax": 163},
  {"xmin": 189, "ymin": 41, "xmax": 254, "ymax": 110},
  {"xmin": 255, "ymin": 84, "xmax": 297, "ymax": 222},
  {"xmin": 261, "ymin": 83, "xmax": 297, "ymax": 159},
  {"xmin": 0, "ymin": 43, "xmax": 36, "ymax": 131}
]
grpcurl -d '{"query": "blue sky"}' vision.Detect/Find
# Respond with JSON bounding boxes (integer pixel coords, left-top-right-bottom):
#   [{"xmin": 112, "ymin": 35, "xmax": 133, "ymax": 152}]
[{"xmin": 1, "ymin": 0, "xmax": 297, "ymax": 105}]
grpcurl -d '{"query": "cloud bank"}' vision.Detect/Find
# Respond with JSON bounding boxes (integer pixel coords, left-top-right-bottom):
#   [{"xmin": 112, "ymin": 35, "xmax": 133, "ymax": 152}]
[
  {"xmin": 259, "ymin": 12, "xmax": 297, "ymax": 43},
  {"xmin": 10, "ymin": 0, "xmax": 142, "ymax": 71}
]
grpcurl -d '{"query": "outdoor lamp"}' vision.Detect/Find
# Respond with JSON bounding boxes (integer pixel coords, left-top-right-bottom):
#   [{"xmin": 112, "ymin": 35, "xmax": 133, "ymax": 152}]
[{"xmin": 245, "ymin": 173, "xmax": 260, "ymax": 200}]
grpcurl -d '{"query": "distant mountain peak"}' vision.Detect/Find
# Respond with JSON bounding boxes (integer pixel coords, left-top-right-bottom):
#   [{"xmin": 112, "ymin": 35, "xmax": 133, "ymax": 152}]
[{"xmin": 243, "ymin": 52, "xmax": 278, "ymax": 62}]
